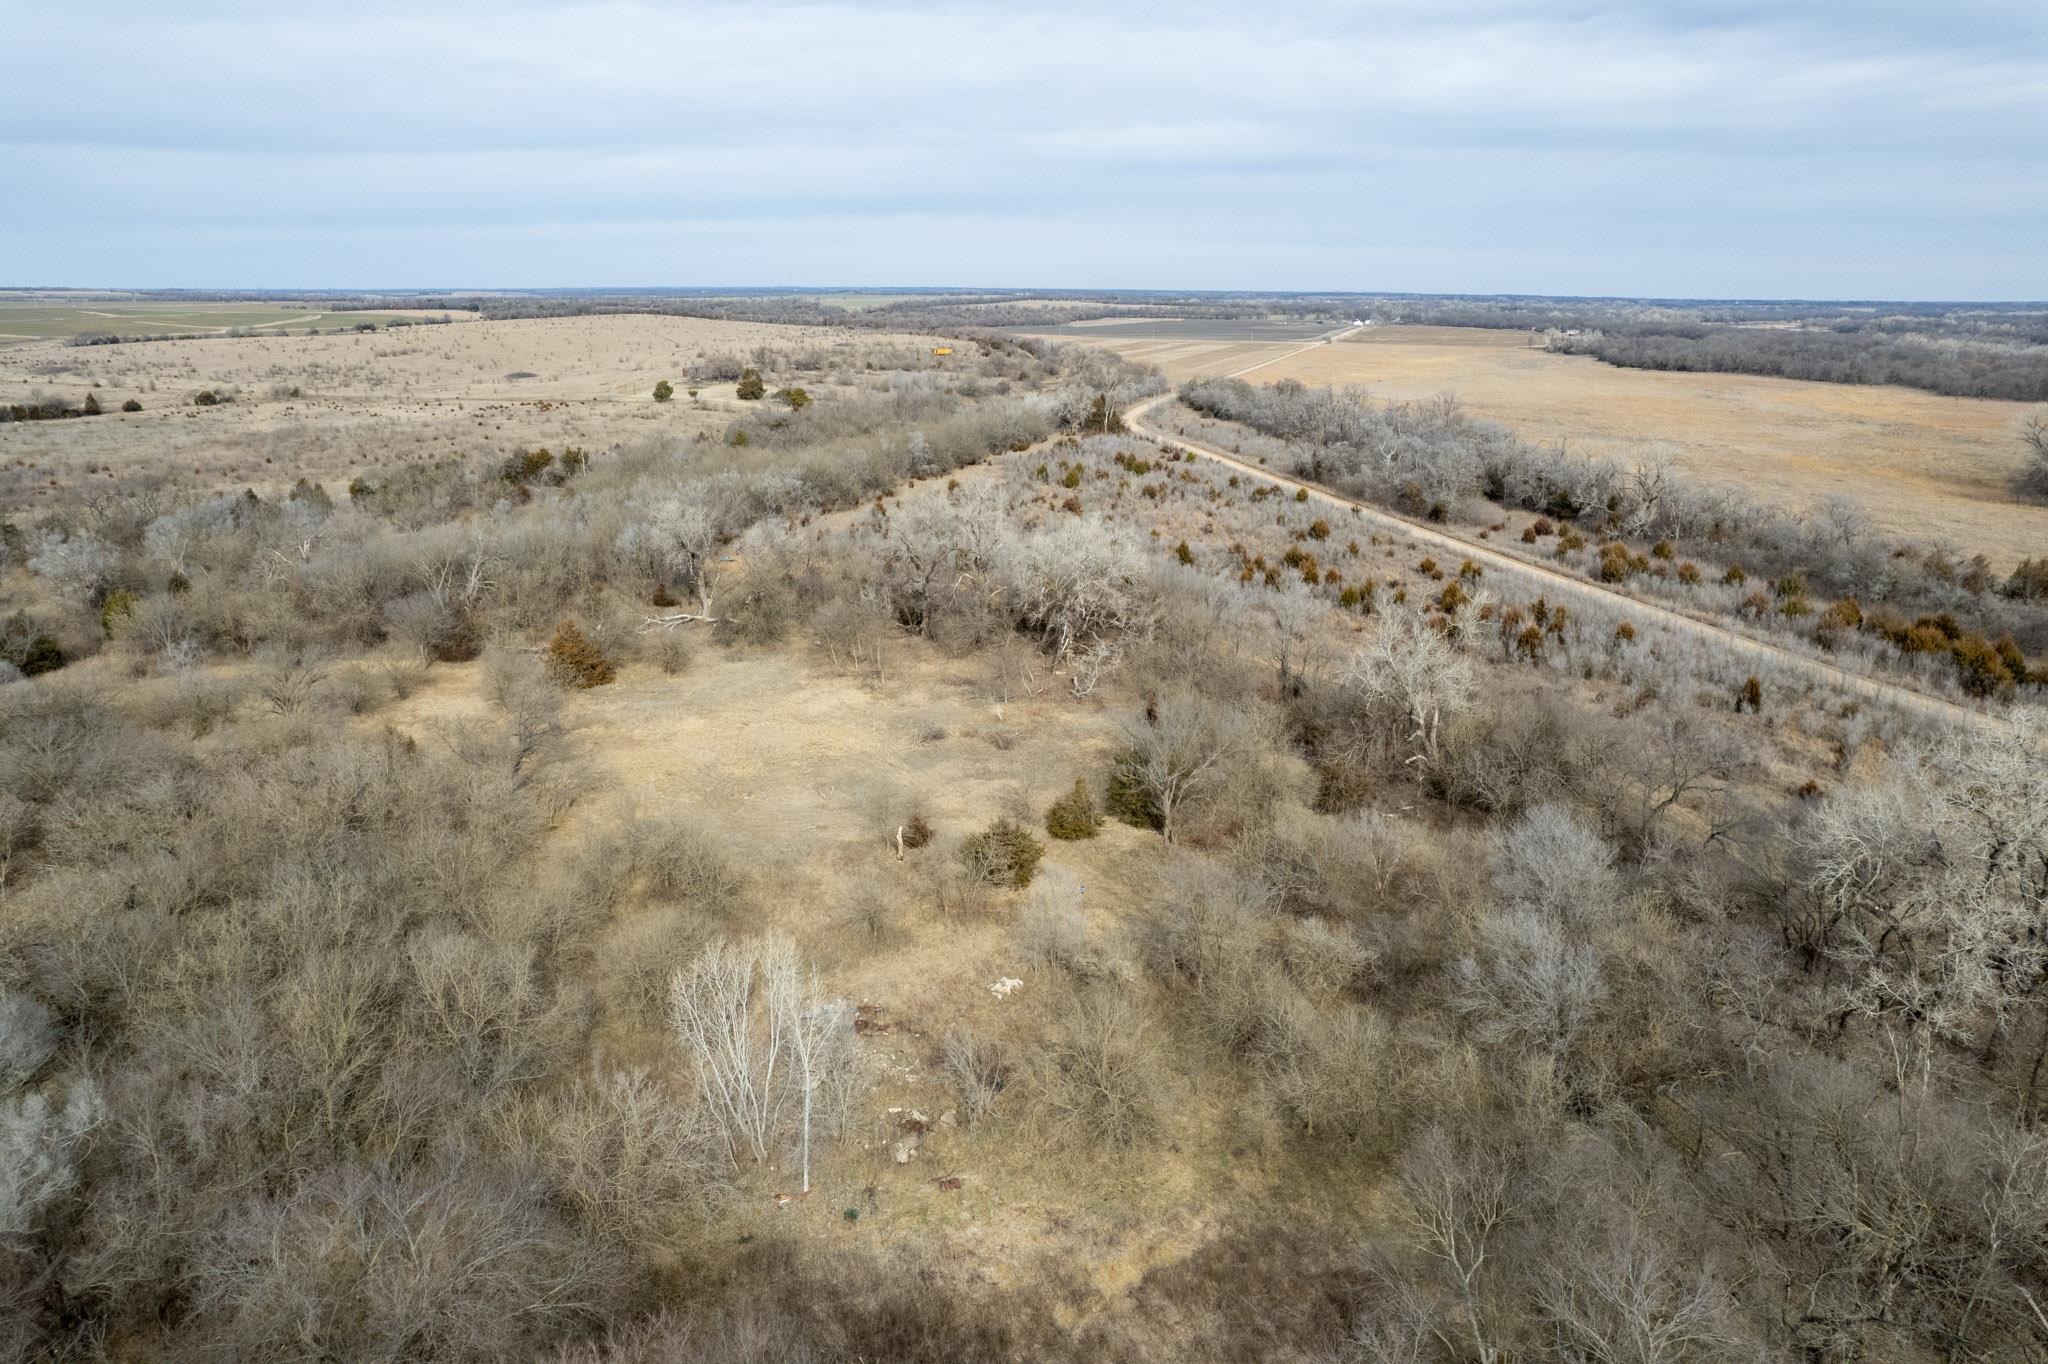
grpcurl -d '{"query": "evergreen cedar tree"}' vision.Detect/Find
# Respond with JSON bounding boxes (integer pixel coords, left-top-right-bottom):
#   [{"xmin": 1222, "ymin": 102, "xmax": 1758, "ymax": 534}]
[
  {"xmin": 546, "ymin": 619, "xmax": 616, "ymax": 688},
  {"xmin": 1045, "ymin": 778, "xmax": 1102, "ymax": 840}
]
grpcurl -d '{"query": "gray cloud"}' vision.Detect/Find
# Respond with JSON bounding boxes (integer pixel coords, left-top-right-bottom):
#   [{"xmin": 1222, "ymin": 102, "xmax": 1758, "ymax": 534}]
[{"xmin": 1, "ymin": 0, "xmax": 2042, "ymax": 295}]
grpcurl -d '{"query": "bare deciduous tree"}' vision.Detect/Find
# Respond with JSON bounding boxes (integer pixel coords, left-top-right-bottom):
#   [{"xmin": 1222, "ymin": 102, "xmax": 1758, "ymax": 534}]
[
  {"xmin": 2017, "ymin": 410, "xmax": 2048, "ymax": 501},
  {"xmin": 995, "ymin": 516, "xmax": 1157, "ymax": 664},
  {"xmin": 1120, "ymin": 691, "xmax": 1270, "ymax": 844},
  {"xmin": 1398, "ymin": 1125, "xmax": 1517, "ymax": 1364},
  {"xmin": 1451, "ymin": 909, "xmax": 1606, "ymax": 1070},
  {"xmin": 1, "ymin": 1079, "xmax": 101, "ymax": 1248},
  {"xmin": 1492, "ymin": 803, "xmax": 1622, "ymax": 933},
  {"xmin": 1342, "ymin": 607, "xmax": 1474, "ymax": 768}
]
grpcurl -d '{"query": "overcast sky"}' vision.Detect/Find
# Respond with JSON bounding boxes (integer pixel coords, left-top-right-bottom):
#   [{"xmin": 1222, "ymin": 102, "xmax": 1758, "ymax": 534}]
[{"xmin": 3, "ymin": 1, "xmax": 2043, "ymax": 298}]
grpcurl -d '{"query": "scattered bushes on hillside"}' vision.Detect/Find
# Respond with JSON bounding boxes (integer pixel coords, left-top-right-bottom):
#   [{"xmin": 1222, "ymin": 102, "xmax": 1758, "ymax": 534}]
[{"xmin": 1179, "ymin": 375, "xmax": 2048, "ymax": 674}]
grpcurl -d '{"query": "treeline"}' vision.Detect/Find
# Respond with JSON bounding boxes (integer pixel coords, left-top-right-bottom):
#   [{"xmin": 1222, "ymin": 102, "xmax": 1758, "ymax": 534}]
[
  {"xmin": 1, "ymin": 392, "xmax": 113, "ymax": 423},
  {"xmin": 1551, "ymin": 326, "xmax": 2048, "ymax": 401},
  {"xmin": 450, "ymin": 293, "xmax": 1258, "ymax": 334},
  {"xmin": 63, "ymin": 315, "xmax": 452, "ymax": 349}
]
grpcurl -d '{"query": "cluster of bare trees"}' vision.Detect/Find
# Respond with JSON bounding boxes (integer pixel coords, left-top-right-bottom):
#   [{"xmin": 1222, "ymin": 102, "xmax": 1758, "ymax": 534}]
[{"xmin": 667, "ymin": 935, "xmax": 862, "ymax": 1192}]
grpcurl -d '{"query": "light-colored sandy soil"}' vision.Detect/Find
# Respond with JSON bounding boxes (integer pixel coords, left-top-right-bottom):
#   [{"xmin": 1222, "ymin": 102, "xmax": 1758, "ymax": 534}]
[
  {"xmin": 1032, "ymin": 324, "xmax": 2048, "ymax": 568},
  {"xmin": 0, "ymin": 314, "xmax": 945, "ymax": 506}
]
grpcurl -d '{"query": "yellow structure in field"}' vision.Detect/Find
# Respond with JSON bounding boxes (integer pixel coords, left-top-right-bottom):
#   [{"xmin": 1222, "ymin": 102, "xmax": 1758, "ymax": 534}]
[{"xmin": 932, "ymin": 346, "xmax": 953, "ymax": 356}]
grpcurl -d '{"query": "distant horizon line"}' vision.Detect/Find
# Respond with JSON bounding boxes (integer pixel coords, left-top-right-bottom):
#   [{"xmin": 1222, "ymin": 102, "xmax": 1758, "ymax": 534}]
[{"xmin": 4, "ymin": 285, "xmax": 2047, "ymax": 309}]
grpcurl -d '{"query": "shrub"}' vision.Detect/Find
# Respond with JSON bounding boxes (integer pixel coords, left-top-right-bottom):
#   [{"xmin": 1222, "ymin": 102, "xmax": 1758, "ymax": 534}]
[
  {"xmin": 545, "ymin": 619, "xmax": 616, "ymax": 688},
  {"xmin": 120, "ymin": 398, "xmax": 142, "ymax": 412},
  {"xmin": 194, "ymin": 390, "xmax": 219, "ymax": 406},
  {"xmin": 288, "ymin": 476, "xmax": 333, "ymax": 510},
  {"xmin": 3, "ymin": 629, "xmax": 64, "ymax": 676},
  {"xmin": 1950, "ymin": 632, "xmax": 2023, "ymax": 698},
  {"xmin": 2003, "ymin": 558, "xmax": 2048, "ymax": 600},
  {"xmin": 1034, "ymin": 987, "xmax": 1158, "ymax": 1147},
  {"xmin": 1175, "ymin": 540, "xmax": 1195, "ymax": 565},
  {"xmin": 1105, "ymin": 751, "xmax": 1162, "ymax": 830},
  {"xmin": 1082, "ymin": 394, "xmax": 1124, "ymax": 434},
  {"xmin": 1045, "ymin": 778, "xmax": 1102, "ymax": 840},
  {"xmin": 960, "ymin": 817, "xmax": 1044, "ymax": 888},
  {"xmin": 944, "ymin": 1027, "xmax": 1010, "ymax": 1126},
  {"xmin": 81, "ymin": 392, "xmax": 101, "ymax": 416},
  {"xmin": 653, "ymin": 380, "xmax": 674, "ymax": 402},
  {"xmin": 901, "ymin": 813, "xmax": 934, "ymax": 849},
  {"xmin": 1815, "ymin": 598, "xmax": 1863, "ymax": 649},
  {"xmin": 99, "ymin": 589, "xmax": 139, "ymax": 636},
  {"xmin": 648, "ymin": 628, "xmax": 693, "ymax": 675},
  {"xmin": 1596, "ymin": 543, "xmax": 1646, "ymax": 583},
  {"xmin": 736, "ymin": 368, "xmax": 766, "ymax": 400},
  {"xmin": 1015, "ymin": 867, "xmax": 1094, "ymax": 971},
  {"xmin": 1062, "ymin": 464, "xmax": 1083, "ymax": 489},
  {"xmin": 498, "ymin": 447, "xmax": 563, "ymax": 486},
  {"xmin": 1307, "ymin": 518, "xmax": 1330, "ymax": 539}
]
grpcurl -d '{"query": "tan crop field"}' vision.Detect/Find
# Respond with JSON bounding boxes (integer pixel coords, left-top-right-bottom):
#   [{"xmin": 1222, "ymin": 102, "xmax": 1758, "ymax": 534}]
[
  {"xmin": 1033, "ymin": 323, "xmax": 2048, "ymax": 568},
  {"xmin": 0, "ymin": 295, "xmax": 475, "ymax": 341},
  {"xmin": 0, "ymin": 313, "xmax": 947, "ymax": 505}
]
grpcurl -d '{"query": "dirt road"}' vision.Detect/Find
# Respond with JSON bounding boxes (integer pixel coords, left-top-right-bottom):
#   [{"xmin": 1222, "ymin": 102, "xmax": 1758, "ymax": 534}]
[{"xmin": 1123, "ymin": 382, "xmax": 2012, "ymax": 734}]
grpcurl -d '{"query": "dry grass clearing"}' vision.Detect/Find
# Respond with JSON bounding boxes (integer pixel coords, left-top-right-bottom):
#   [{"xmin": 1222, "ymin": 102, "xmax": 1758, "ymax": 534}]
[
  {"xmin": 369, "ymin": 638, "xmax": 1314, "ymax": 1295},
  {"xmin": 1035, "ymin": 323, "xmax": 2048, "ymax": 568},
  {"xmin": 1, "ymin": 313, "xmax": 944, "ymax": 505}
]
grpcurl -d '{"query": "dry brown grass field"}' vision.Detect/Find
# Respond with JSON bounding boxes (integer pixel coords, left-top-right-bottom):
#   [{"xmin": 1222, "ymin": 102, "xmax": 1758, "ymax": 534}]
[
  {"xmin": 359, "ymin": 638, "xmax": 1289, "ymax": 1292},
  {"xmin": 1030, "ymin": 323, "xmax": 2048, "ymax": 568},
  {"xmin": 0, "ymin": 314, "xmax": 946, "ymax": 506}
]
